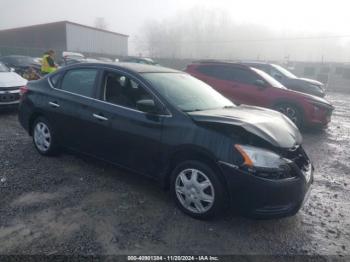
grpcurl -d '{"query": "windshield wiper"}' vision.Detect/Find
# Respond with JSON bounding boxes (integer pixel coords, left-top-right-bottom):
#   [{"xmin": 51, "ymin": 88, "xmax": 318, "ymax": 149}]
[
  {"xmin": 183, "ymin": 109, "xmax": 203, "ymax": 112},
  {"xmin": 223, "ymin": 105, "xmax": 235, "ymax": 109}
]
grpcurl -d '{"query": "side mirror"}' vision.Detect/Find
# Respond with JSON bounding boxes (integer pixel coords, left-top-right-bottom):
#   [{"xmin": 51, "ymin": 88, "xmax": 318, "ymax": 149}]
[
  {"xmin": 254, "ymin": 79, "xmax": 267, "ymax": 88},
  {"xmin": 136, "ymin": 99, "xmax": 158, "ymax": 113}
]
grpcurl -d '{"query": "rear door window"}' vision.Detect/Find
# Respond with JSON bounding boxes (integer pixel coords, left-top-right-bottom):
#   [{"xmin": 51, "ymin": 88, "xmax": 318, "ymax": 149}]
[
  {"xmin": 197, "ymin": 65, "xmax": 217, "ymax": 77},
  {"xmin": 197, "ymin": 65, "xmax": 235, "ymax": 81},
  {"xmin": 60, "ymin": 69, "xmax": 98, "ymax": 98}
]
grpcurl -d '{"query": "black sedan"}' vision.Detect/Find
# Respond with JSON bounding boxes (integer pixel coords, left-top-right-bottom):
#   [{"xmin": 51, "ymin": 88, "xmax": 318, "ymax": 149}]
[{"xmin": 18, "ymin": 62, "xmax": 313, "ymax": 219}]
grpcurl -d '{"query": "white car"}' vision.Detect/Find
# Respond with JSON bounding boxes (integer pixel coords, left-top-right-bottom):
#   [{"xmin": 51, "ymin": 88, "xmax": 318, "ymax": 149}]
[{"xmin": 0, "ymin": 62, "xmax": 27, "ymax": 108}]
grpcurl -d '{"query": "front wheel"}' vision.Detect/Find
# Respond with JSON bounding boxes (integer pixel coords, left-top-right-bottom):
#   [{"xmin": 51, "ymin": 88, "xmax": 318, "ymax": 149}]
[
  {"xmin": 170, "ymin": 160, "xmax": 227, "ymax": 219},
  {"xmin": 275, "ymin": 103, "xmax": 303, "ymax": 128}
]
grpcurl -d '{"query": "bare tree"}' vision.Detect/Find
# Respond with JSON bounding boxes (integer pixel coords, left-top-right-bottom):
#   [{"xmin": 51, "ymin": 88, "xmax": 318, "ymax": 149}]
[
  {"xmin": 137, "ymin": 6, "xmax": 348, "ymax": 62},
  {"xmin": 94, "ymin": 17, "xmax": 108, "ymax": 30}
]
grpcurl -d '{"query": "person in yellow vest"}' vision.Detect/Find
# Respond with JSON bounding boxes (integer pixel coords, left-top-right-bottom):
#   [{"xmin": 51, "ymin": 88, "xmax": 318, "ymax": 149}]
[{"xmin": 41, "ymin": 50, "xmax": 57, "ymax": 75}]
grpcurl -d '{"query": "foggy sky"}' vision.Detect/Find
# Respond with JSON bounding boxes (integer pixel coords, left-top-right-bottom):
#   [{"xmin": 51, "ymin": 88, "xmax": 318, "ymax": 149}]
[
  {"xmin": 2, "ymin": 0, "xmax": 350, "ymax": 34},
  {"xmin": 1, "ymin": 0, "xmax": 350, "ymax": 60}
]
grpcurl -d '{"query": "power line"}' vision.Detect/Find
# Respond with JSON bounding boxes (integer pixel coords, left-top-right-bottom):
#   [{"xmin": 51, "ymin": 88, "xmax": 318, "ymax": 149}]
[{"xmin": 130, "ymin": 34, "xmax": 350, "ymax": 44}]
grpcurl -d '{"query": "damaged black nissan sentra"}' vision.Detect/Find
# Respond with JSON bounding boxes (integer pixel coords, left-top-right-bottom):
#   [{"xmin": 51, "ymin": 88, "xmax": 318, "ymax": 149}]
[{"xmin": 18, "ymin": 62, "xmax": 313, "ymax": 219}]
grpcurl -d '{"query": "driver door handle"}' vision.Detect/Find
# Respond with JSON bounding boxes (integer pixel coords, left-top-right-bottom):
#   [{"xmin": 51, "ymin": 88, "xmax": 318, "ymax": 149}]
[
  {"xmin": 93, "ymin": 114, "xmax": 108, "ymax": 121},
  {"xmin": 49, "ymin": 101, "xmax": 60, "ymax": 108}
]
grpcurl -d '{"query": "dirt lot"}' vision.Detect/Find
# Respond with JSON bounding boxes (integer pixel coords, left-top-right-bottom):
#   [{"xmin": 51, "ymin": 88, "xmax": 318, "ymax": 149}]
[{"xmin": 0, "ymin": 92, "xmax": 349, "ymax": 256}]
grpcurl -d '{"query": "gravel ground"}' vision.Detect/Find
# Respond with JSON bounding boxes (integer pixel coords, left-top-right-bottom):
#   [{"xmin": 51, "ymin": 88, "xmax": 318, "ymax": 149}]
[{"xmin": 0, "ymin": 92, "xmax": 349, "ymax": 256}]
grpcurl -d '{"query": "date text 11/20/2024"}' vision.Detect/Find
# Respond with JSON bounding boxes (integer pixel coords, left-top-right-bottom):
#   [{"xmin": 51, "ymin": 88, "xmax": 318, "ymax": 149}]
[{"xmin": 127, "ymin": 256, "xmax": 219, "ymax": 261}]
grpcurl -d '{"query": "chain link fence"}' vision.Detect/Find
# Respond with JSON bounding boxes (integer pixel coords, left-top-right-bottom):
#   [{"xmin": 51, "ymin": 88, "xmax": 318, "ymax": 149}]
[{"xmin": 1, "ymin": 46, "xmax": 349, "ymax": 93}]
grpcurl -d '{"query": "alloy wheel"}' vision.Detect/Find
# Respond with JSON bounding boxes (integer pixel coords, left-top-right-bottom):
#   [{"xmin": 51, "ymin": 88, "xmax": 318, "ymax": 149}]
[{"xmin": 277, "ymin": 105, "xmax": 299, "ymax": 125}]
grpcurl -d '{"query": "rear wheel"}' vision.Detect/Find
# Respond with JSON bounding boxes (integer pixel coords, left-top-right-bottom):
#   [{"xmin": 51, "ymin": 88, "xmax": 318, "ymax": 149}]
[
  {"xmin": 171, "ymin": 160, "xmax": 227, "ymax": 219},
  {"xmin": 32, "ymin": 117, "xmax": 58, "ymax": 156},
  {"xmin": 275, "ymin": 103, "xmax": 303, "ymax": 128}
]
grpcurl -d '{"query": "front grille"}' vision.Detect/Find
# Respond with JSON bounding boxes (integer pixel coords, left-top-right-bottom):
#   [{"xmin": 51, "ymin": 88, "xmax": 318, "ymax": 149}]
[
  {"xmin": 282, "ymin": 146, "xmax": 310, "ymax": 171},
  {"xmin": 0, "ymin": 92, "xmax": 20, "ymax": 103}
]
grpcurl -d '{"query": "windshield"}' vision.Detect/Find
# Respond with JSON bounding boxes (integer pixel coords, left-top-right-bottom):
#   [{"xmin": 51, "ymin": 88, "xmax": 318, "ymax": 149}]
[
  {"xmin": 0, "ymin": 62, "xmax": 10, "ymax": 72},
  {"xmin": 142, "ymin": 73, "xmax": 235, "ymax": 112},
  {"xmin": 252, "ymin": 68, "xmax": 286, "ymax": 89},
  {"xmin": 272, "ymin": 64, "xmax": 297, "ymax": 79}
]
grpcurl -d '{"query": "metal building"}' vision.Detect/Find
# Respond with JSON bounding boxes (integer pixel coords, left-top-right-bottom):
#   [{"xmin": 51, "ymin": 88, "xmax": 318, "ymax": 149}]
[{"xmin": 0, "ymin": 21, "xmax": 129, "ymax": 58}]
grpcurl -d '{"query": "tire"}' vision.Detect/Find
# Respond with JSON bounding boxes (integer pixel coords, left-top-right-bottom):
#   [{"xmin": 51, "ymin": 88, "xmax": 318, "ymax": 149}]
[
  {"xmin": 274, "ymin": 103, "xmax": 303, "ymax": 128},
  {"xmin": 32, "ymin": 117, "xmax": 59, "ymax": 156},
  {"xmin": 170, "ymin": 160, "xmax": 227, "ymax": 219}
]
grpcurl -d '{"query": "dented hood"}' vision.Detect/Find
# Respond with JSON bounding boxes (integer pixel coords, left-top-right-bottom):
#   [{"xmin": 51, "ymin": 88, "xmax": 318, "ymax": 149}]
[{"xmin": 188, "ymin": 105, "xmax": 302, "ymax": 148}]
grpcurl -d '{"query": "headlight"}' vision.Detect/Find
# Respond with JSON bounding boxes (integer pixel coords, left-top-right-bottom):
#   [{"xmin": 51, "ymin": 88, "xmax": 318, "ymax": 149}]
[
  {"xmin": 313, "ymin": 104, "xmax": 321, "ymax": 113},
  {"xmin": 308, "ymin": 99, "xmax": 334, "ymax": 111},
  {"xmin": 235, "ymin": 145, "xmax": 286, "ymax": 169}
]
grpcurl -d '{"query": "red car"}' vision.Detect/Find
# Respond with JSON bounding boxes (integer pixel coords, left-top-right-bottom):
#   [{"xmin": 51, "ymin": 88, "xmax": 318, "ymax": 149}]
[{"xmin": 185, "ymin": 61, "xmax": 334, "ymax": 128}]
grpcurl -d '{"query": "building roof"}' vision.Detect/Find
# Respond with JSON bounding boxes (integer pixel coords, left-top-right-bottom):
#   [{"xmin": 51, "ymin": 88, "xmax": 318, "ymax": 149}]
[{"xmin": 0, "ymin": 21, "xmax": 129, "ymax": 38}]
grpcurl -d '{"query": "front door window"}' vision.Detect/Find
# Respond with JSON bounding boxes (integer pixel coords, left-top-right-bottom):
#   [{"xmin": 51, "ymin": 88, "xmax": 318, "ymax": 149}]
[{"xmin": 102, "ymin": 72, "xmax": 153, "ymax": 112}]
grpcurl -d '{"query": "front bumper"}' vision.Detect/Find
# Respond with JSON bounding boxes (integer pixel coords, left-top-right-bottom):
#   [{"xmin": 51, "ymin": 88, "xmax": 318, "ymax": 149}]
[
  {"xmin": 307, "ymin": 103, "xmax": 334, "ymax": 127},
  {"xmin": 0, "ymin": 89, "xmax": 20, "ymax": 108},
  {"xmin": 219, "ymin": 161, "xmax": 313, "ymax": 219}
]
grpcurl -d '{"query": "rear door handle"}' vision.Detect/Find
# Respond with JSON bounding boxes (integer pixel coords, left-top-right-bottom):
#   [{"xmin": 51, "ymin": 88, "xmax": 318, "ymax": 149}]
[
  {"xmin": 49, "ymin": 101, "xmax": 60, "ymax": 108},
  {"xmin": 93, "ymin": 114, "xmax": 108, "ymax": 121}
]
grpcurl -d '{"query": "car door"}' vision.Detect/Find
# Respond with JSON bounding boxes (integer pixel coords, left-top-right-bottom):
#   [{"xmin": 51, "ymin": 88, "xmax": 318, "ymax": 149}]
[
  {"xmin": 78, "ymin": 69, "xmax": 165, "ymax": 177},
  {"xmin": 193, "ymin": 65, "xmax": 243, "ymax": 104},
  {"xmin": 46, "ymin": 67, "xmax": 100, "ymax": 150},
  {"xmin": 227, "ymin": 67, "xmax": 270, "ymax": 107},
  {"xmin": 194, "ymin": 65, "xmax": 268, "ymax": 106}
]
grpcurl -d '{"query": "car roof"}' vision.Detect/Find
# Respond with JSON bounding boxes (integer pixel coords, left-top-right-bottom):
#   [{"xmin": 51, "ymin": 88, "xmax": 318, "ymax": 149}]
[
  {"xmin": 191, "ymin": 60, "xmax": 251, "ymax": 69},
  {"xmin": 240, "ymin": 61, "xmax": 274, "ymax": 67},
  {"xmin": 64, "ymin": 62, "xmax": 180, "ymax": 74}
]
